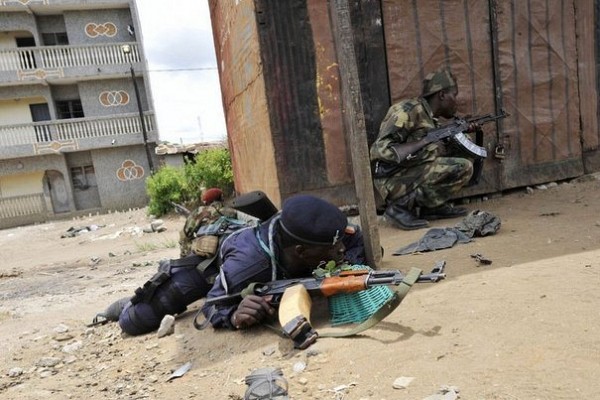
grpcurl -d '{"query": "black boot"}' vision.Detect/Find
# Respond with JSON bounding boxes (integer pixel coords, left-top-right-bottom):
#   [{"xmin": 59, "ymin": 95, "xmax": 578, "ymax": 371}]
[
  {"xmin": 384, "ymin": 201, "xmax": 428, "ymax": 230},
  {"xmin": 420, "ymin": 204, "xmax": 468, "ymax": 220}
]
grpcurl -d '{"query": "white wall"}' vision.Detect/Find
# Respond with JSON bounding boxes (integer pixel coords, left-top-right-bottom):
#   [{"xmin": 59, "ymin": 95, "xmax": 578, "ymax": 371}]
[
  {"xmin": 0, "ymin": 172, "xmax": 44, "ymax": 197},
  {"xmin": 0, "ymin": 98, "xmax": 45, "ymax": 125}
]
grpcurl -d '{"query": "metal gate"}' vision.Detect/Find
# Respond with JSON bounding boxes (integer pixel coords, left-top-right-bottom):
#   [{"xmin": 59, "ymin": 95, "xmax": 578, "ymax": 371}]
[{"xmin": 380, "ymin": 0, "xmax": 585, "ymax": 193}]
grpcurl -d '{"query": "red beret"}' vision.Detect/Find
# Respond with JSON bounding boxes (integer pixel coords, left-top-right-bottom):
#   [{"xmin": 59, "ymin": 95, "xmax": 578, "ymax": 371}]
[{"xmin": 201, "ymin": 188, "xmax": 223, "ymax": 204}]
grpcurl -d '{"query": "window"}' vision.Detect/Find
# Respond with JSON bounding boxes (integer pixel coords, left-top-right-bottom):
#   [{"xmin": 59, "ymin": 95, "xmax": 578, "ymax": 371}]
[
  {"xmin": 70, "ymin": 165, "xmax": 96, "ymax": 191},
  {"xmin": 56, "ymin": 100, "xmax": 84, "ymax": 119},
  {"xmin": 30, "ymin": 103, "xmax": 52, "ymax": 141},
  {"xmin": 16, "ymin": 37, "xmax": 36, "ymax": 69},
  {"xmin": 42, "ymin": 32, "xmax": 69, "ymax": 46}
]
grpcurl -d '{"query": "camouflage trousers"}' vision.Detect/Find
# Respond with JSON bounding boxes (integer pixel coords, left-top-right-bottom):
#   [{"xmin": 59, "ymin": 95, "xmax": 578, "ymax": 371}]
[
  {"xmin": 374, "ymin": 156, "xmax": 473, "ymax": 210},
  {"xmin": 179, "ymin": 231, "xmax": 192, "ymax": 258}
]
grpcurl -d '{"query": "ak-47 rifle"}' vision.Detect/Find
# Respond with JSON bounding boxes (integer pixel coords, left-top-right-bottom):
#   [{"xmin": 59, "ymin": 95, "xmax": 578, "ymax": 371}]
[
  {"xmin": 198, "ymin": 262, "xmax": 446, "ymax": 349},
  {"xmin": 200, "ymin": 261, "xmax": 446, "ymax": 349},
  {"xmin": 203, "ymin": 261, "xmax": 446, "ymax": 307},
  {"xmin": 372, "ymin": 110, "xmax": 508, "ymax": 179}
]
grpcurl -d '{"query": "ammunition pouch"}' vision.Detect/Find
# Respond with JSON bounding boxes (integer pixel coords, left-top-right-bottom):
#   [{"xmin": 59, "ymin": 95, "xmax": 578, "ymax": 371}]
[
  {"xmin": 187, "ymin": 215, "xmax": 247, "ymax": 258},
  {"xmin": 191, "ymin": 235, "xmax": 219, "ymax": 258}
]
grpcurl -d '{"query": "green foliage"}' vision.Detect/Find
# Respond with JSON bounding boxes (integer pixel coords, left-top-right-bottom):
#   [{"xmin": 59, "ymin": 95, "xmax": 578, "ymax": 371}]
[
  {"xmin": 184, "ymin": 147, "xmax": 234, "ymax": 197},
  {"xmin": 145, "ymin": 147, "xmax": 234, "ymax": 217},
  {"xmin": 146, "ymin": 165, "xmax": 186, "ymax": 216}
]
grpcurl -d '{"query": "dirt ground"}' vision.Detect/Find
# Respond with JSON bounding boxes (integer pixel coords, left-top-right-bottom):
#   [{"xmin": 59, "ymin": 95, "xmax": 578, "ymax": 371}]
[{"xmin": 1, "ymin": 175, "xmax": 600, "ymax": 400}]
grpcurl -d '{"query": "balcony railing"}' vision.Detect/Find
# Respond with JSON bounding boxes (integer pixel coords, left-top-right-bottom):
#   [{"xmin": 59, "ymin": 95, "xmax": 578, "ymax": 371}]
[
  {"xmin": 0, "ymin": 41, "xmax": 140, "ymax": 71},
  {"xmin": 0, "ymin": 193, "xmax": 48, "ymax": 219},
  {"xmin": 0, "ymin": 113, "xmax": 155, "ymax": 147}
]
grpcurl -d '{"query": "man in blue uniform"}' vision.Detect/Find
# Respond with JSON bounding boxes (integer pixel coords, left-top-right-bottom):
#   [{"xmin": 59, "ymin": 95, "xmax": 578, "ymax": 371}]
[{"xmin": 202, "ymin": 194, "xmax": 365, "ymax": 330}]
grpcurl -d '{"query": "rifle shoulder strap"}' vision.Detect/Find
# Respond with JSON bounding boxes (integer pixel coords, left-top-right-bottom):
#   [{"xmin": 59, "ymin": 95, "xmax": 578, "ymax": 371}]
[{"xmin": 318, "ymin": 267, "xmax": 422, "ymax": 338}]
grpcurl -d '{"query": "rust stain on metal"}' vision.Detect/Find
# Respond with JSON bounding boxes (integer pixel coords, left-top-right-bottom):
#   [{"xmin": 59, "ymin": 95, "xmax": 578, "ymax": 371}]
[
  {"xmin": 209, "ymin": 0, "xmax": 281, "ymax": 205},
  {"xmin": 308, "ymin": 0, "xmax": 351, "ymax": 185}
]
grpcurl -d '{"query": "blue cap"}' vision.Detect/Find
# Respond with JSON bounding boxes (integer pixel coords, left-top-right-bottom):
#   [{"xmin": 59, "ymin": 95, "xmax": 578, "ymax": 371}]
[{"xmin": 280, "ymin": 195, "xmax": 347, "ymax": 246}]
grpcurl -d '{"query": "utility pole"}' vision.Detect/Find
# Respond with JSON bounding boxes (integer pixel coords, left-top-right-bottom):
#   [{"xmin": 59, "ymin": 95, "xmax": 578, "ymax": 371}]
[{"xmin": 121, "ymin": 44, "xmax": 154, "ymax": 175}]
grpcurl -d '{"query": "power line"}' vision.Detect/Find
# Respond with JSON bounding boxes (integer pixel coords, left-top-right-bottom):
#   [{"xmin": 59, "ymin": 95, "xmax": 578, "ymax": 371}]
[{"xmin": 147, "ymin": 67, "xmax": 217, "ymax": 72}]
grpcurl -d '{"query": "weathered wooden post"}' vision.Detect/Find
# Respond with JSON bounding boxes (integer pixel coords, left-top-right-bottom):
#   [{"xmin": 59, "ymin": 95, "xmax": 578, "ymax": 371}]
[{"xmin": 330, "ymin": 0, "xmax": 382, "ymax": 267}]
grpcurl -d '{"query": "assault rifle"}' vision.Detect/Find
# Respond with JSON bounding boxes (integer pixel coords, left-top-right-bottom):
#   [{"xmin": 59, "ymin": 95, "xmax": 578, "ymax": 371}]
[
  {"xmin": 203, "ymin": 261, "xmax": 446, "ymax": 307},
  {"xmin": 170, "ymin": 201, "xmax": 191, "ymax": 217},
  {"xmin": 372, "ymin": 110, "xmax": 508, "ymax": 179}
]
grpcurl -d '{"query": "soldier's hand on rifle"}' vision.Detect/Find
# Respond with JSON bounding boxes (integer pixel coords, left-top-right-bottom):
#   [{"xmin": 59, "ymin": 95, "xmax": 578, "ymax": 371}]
[
  {"xmin": 231, "ymin": 294, "xmax": 276, "ymax": 329},
  {"xmin": 465, "ymin": 121, "xmax": 481, "ymax": 133}
]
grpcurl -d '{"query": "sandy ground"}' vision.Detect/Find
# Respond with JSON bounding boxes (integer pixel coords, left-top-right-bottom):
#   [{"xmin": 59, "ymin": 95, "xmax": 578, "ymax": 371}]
[{"xmin": 1, "ymin": 176, "xmax": 600, "ymax": 400}]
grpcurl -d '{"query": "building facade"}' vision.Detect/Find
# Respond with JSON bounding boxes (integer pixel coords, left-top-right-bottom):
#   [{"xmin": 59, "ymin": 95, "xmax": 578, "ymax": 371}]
[{"xmin": 0, "ymin": 0, "xmax": 158, "ymax": 229}]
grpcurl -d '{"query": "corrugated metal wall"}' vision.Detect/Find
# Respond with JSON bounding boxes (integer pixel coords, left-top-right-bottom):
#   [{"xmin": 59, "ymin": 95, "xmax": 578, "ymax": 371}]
[
  {"xmin": 381, "ymin": 0, "xmax": 500, "ymax": 194},
  {"xmin": 209, "ymin": 0, "xmax": 282, "ymax": 204},
  {"xmin": 210, "ymin": 0, "xmax": 359, "ymax": 207},
  {"xmin": 381, "ymin": 0, "xmax": 590, "ymax": 192},
  {"xmin": 210, "ymin": 0, "xmax": 599, "ymax": 207},
  {"xmin": 495, "ymin": 0, "xmax": 584, "ymax": 187}
]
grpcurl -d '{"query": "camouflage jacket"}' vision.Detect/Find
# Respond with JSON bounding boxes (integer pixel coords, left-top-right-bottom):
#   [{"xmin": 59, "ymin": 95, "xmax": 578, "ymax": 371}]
[
  {"xmin": 181, "ymin": 202, "xmax": 236, "ymax": 240},
  {"xmin": 369, "ymin": 97, "xmax": 440, "ymax": 166},
  {"xmin": 179, "ymin": 201, "xmax": 237, "ymax": 257}
]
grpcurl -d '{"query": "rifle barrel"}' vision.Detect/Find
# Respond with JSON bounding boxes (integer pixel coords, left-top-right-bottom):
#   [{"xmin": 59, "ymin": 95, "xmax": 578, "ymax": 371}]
[{"xmin": 467, "ymin": 111, "xmax": 508, "ymax": 125}]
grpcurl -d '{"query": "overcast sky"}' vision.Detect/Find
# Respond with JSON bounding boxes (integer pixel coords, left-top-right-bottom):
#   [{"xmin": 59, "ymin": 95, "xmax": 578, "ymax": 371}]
[{"xmin": 135, "ymin": 0, "xmax": 226, "ymax": 144}]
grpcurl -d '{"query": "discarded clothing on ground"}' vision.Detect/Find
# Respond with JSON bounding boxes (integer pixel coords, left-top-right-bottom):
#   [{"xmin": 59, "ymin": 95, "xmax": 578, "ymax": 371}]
[
  {"xmin": 61, "ymin": 224, "xmax": 104, "ymax": 238},
  {"xmin": 393, "ymin": 227, "xmax": 471, "ymax": 255},
  {"xmin": 393, "ymin": 210, "xmax": 501, "ymax": 256},
  {"xmin": 454, "ymin": 209, "xmax": 501, "ymax": 237}
]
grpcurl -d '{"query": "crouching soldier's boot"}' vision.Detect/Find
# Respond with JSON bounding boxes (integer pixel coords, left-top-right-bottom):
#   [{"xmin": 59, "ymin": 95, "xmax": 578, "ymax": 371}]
[{"xmin": 384, "ymin": 195, "xmax": 428, "ymax": 230}]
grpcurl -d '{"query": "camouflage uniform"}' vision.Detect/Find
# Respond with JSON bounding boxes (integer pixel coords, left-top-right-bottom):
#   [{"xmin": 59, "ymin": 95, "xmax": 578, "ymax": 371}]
[
  {"xmin": 179, "ymin": 201, "xmax": 237, "ymax": 257},
  {"xmin": 370, "ymin": 97, "xmax": 473, "ymax": 210}
]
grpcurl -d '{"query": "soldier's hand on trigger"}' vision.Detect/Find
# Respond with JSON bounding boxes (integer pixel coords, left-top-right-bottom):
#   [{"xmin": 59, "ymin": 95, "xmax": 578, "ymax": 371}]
[{"xmin": 230, "ymin": 294, "xmax": 276, "ymax": 329}]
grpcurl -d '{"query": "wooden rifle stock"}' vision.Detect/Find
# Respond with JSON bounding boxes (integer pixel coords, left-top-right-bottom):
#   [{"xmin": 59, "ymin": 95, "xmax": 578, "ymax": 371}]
[{"xmin": 319, "ymin": 273, "xmax": 372, "ymax": 297}]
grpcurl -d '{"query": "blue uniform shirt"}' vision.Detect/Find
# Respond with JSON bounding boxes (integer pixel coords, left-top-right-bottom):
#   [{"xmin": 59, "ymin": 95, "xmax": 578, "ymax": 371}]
[{"xmin": 201, "ymin": 215, "xmax": 366, "ymax": 329}]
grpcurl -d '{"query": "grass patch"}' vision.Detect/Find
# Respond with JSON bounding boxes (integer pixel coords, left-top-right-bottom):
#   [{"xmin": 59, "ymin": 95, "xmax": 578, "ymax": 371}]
[{"xmin": 134, "ymin": 240, "xmax": 178, "ymax": 252}]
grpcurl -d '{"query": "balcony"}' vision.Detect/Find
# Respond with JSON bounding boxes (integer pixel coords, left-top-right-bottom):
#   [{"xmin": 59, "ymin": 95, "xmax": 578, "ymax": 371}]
[
  {"xmin": 0, "ymin": 192, "xmax": 48, "ymax": 218},
  {"xmin": 0, "ymin": 112, "xmax": 156, "ymax": 158},
  {"xmin": 0, "ymin": 41, "xmax": 140, "ymax": 85}
]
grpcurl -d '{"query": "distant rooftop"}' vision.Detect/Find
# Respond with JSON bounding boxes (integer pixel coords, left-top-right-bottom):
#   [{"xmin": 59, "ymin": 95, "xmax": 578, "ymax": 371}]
[{"xmin": 155, "ymin": 141, "xmax": 227, "ymax": 155}]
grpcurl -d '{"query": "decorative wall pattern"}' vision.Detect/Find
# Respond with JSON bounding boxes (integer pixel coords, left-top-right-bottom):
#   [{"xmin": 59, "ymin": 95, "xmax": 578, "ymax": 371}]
[
  {"xmin": 99, "ymin": 90, "xmax": 130, "ymax": 106},
  {"xmin": 35, "ymin": 140, "xmax": 78, "ymax": 155},
  {"xmin": 85, "ymin": 22, "xmax": 118, "ymax": 38},
  {"xmin": 1, "ymin": 0, "xmax": 48, "ymax": 5},
  {"xmin": 17, "ymin": 68, "xmax": 64, "ymax": 81},
  {"xmin": 116, "ymin": 160, "xmax": 144, "ymax": 181}
]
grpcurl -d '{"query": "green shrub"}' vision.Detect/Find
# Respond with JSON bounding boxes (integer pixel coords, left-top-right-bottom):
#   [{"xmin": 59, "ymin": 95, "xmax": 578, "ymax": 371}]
[
  {"xmin": 184, "ymin": 147, "xmax": 234, "ymax": 197},
  {"xmin": 146, "ymin": 147, "xmax": 234, "ymax": 217},
  {"xmin": 146, "ymin": 165, "xmax": 187, "ymax": 216}
]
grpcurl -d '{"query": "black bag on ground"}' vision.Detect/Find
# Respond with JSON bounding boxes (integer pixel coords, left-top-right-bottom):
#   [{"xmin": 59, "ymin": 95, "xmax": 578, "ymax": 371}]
[{"xmin": 118, "ymin": 254, "xmax": 216, "ymax": 335}]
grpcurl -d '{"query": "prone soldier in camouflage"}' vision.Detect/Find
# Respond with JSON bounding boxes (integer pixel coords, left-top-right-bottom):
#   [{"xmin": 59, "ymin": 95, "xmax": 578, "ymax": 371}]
[
  {"xmin": 370, "ymin": 67, "xmax": 474, "ymax": 230},
  {"xmin": 179, "ymin": 188, "xmax": 237, "ymax": 257}
]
